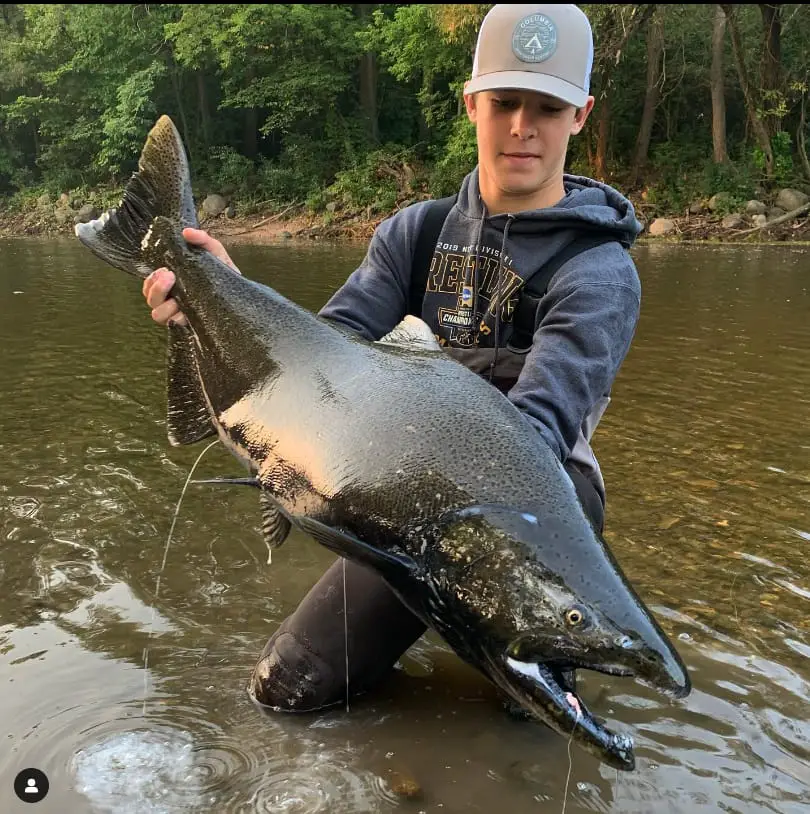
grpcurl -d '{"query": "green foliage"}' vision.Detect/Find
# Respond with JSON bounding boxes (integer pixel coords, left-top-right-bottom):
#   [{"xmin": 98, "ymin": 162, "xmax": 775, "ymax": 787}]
[
  {"xmin": 753, "ymin": 130, "xmax": 796, "ymax": 188},
  {"xmin": 361, "ymin": 4, "xmax": 477, "ymax": 143},
  {"xmin": 429, "ymin": 115, "xmax": 477, "ymax": 197},
  {"xmin": 322, "ymin": 144, "xmax": 426, "ymax": 215},
  {"xmin": 700, "ymin": 160, "xmax": 757, "ymax": 204},
  {"xmin": 636, "ymin": 141, "xmax": 759, "ymax": 217},
  {"xmin": 97, "ymin": 63, "xmax": 167, "ymax": 176},
  {"xmin": 203, "ymin": 145, "xmax": 257, "ymax": 199},
  {"xmin": 167, "ymin": 4, "xmax": 360, "ymax": 136},
  {"xmin": 256, "ymin": 136, "xmax": 336, "ymax": 205},
  {"xmin": 0, "ymin": 143, "xmax": 27, "ymax": 192},
  {"xmin": 1, "ymin": 3, "xmax": 809, "ymax": 221}
]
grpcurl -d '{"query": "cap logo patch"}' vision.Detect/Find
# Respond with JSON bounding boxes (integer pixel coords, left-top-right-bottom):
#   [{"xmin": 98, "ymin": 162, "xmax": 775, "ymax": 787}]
[{"xmin": 512, "ymin": 13, "xmax": 557, "ymax": 63}]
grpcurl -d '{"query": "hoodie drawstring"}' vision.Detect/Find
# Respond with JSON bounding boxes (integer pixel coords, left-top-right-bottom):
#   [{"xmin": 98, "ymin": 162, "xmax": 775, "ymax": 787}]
[
  {"xmin": 471, "ymin": 211, "xmax": 486, "ymax": 344},
  {"xmin": 489, "ymin": 215, "xmax": 514, "ymax": 383}
]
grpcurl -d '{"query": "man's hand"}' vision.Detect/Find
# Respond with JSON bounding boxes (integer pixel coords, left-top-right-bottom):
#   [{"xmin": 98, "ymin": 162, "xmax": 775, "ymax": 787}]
[{"xmin": 142, "ymin": 227, "xmax": 240, "ymax": 327}]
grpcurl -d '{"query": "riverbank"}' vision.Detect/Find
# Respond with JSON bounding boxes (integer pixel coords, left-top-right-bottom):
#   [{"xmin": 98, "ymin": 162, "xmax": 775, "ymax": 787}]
[
  {"xmin": 2, "ymin": 192, "xmax": 810, "ymax": 246},
  {"xmin": 0, "ymin": 199, "xmax": 373, "ymax": 245},
  {"xmin": 190, "ymin": 194, "xmax": 810, "ymax": 246}
]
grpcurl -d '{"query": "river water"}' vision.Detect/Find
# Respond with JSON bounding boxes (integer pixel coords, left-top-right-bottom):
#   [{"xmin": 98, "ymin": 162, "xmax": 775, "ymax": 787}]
[{"xmin": 1, "ymin": 236, "xmax": 808, "ymax": 813}]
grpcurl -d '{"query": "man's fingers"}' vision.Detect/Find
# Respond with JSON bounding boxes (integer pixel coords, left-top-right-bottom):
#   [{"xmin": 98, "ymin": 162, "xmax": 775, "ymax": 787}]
[
  {"xmin": 151, "ymin": 299, "xmax": 185, "ymax": 327},
  {"xmin": 144, "ymin": 269, "xmax": 177, "ymax": 309},
  {"xmin": 141, "ymin": 231, "xmax": 235, "ymax": 329},
  {"xmin": 143, "ymin": 268, "xmax": 187, "ymax": 325},
  {"xmin": 143, "ymin": 268, "xmax": 168, "ymax": 302},
  {"xmin": 182, "ymin": 227, "xmax": 240, "ymax": 273}
]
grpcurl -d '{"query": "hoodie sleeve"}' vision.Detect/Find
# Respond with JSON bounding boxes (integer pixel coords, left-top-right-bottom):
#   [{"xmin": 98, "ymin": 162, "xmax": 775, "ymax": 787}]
[
  {"xmin": 506, "ymin": 248, "xmax": 641, "ymax": 462},
  {"xmin": 317, "ymin": 203, "xmax": 429, "ymax": 341}
]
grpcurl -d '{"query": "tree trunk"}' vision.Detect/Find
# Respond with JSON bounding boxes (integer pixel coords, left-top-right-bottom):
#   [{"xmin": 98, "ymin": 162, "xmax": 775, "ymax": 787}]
[
  {"xmin": 243, "ymin": 62, "xmax": 258, "ymax": 160},
  {"xmin": 711, "ymin": 5, "xmax": 728, "ymax": 163},
  {"xmin": 587, "ymin": 4, "xmax": 655, "ymax": 179},
  {"xmin": 197, "ymin": 71, "xmax": 210, "ymax": 153},
  {"xmin": 759, "ymin": 4, "xmax": 782, "ymax": 137},
  {"xmin": 798, "ymin": 79, "xmax": 810, "ymax": 182},
  {"xmin": 418, "ymin": 70, "xmax": 433, "ymax": 144},
  {"xmin": 720, "ymin": 4, "xmax": 774, "ymax": 176},
  {"xmin": 169, "ymin": 64, "xmax": 190, "ymax": 152},
  {"xmin": 595, "ymin": 94, "xmax": 611, "ymax": 180},
  {"xmin": 359, "ymin": 52, "xmax": 378, "ymax": 143},
  {"xmin": 631, "ymin": 9, "xmax": 664, "ymax": 185},
  {"xmin": 357, "ymin": 4, "xmax": 379, "ymax": 144}
]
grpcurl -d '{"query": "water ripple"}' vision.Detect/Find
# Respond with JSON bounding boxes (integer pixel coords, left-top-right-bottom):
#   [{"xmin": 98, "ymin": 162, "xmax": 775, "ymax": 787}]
[
  {"xmin": 69, "ymin": 710, "xmax": 390, "ymax": 814},
  {"xmin": 231, "ymin": 747, "xmax": 386, "ymax": 813}
]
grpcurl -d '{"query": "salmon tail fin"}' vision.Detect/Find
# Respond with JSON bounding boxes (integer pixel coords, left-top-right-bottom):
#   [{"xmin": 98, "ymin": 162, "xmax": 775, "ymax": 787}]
[{"xmin": 75, "ymin": 115, "xmax": 198, "ymax": 278}]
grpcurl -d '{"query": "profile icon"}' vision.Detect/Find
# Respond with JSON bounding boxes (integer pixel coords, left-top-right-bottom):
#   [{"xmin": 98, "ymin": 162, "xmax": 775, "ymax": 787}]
[{"xmin": 14, "ymin": 768, "xmax": 49, "ymax": 803}]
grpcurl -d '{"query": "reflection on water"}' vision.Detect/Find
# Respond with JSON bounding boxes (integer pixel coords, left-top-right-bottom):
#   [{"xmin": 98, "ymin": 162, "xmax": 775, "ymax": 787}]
[{"xmin": 0, "ymin": 237, "xmax": 809, "ymax": 813}]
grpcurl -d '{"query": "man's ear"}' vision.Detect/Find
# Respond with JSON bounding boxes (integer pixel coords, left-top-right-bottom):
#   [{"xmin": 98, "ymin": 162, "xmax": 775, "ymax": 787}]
[
  {"xmin": 571, "ymin": 96, "xmax": 595, "ymax": 135},
  {"xmin": 464, "ymin": 88, "xmax": 478, "ymax": 123}
]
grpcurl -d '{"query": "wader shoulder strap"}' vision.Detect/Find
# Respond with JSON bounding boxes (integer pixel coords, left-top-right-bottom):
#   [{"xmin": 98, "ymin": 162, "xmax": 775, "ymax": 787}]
[
  {"xmin": 509, "ymin": 234, "xmax": 616, "ymax": 351},
  {"xmin": 408, "ymin": 195, "xmax": 457, "ymax": 317},
  {"xmin": 409, "ymin": 200, "xmax": 615, "ymax": 349}
]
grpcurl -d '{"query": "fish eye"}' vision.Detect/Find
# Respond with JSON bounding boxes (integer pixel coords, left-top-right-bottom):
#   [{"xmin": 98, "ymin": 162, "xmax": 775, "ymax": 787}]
[{"xmin": 565, "ymin": 606, "xmax": 586, "ymax": 627}]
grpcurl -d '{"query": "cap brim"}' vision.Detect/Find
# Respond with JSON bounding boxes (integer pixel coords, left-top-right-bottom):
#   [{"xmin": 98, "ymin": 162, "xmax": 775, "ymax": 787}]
[{"xmin": 464, "ymin": 71, "xmax": 588, "ymax": 107}]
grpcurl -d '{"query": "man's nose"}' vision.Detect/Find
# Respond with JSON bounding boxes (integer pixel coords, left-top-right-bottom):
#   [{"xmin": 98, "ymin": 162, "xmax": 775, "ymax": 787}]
[{"xmin": 510, "ymin": 107, "xmax": 537, "ymax": 140}]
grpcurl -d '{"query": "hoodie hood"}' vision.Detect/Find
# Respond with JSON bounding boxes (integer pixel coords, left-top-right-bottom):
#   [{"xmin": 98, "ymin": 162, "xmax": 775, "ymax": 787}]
[
  {"xmin": 425, "ymin": 166, "xmax": 641, "ymax": 359},
  {"xmin": 455, "ymin": 166, "xmax": 643, "ymax": 247}
]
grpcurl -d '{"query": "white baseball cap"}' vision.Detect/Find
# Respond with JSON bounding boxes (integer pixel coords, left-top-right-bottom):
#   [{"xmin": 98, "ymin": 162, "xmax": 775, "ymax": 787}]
[{"xmin": 465, "ymin": 4, "xmax": 594, "ymax": 107}]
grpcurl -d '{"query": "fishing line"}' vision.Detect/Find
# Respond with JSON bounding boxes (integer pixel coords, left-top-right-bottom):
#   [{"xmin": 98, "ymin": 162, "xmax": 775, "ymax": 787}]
[
  {"xmin": 142, "ymin": 438, "xmax": 221, "ymax": 715},
  {"xmin": 560, "ymin": 705, "xmax": 581, "ymax": 814},
  {"xmin": 730, "ymin": 570, "xmax": 741, "ymax": 626},
  {"xmin": 343, "ymin": 557, "xmax": 350, "ymax": 712}
]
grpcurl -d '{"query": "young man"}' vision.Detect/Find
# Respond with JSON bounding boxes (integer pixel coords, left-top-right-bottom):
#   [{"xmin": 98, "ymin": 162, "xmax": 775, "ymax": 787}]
[{"xmin": 143, "ymin": 4, "xmax": 643, "ymax": 714}]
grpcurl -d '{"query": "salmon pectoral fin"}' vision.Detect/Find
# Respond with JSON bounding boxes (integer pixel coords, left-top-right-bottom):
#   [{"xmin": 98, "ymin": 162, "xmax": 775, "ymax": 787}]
[{"xmin": 294, "ymin": 515, "xmax": 418, "ymax": 580}]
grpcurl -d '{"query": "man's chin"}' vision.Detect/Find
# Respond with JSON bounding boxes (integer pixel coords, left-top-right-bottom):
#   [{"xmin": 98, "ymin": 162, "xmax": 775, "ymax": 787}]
[
  {"xmin": 496, "ymin": 178, "xmax": 553, "ymax": 200},
  {"xmin": 479, "ymin": 163, "xmax": 563, "ymax": 209}
]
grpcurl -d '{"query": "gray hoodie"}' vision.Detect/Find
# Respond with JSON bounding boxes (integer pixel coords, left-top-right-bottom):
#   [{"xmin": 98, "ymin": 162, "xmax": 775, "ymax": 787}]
[{"xmin": 319, "ymin": 167, "xmax": 643, "ymax": 503}]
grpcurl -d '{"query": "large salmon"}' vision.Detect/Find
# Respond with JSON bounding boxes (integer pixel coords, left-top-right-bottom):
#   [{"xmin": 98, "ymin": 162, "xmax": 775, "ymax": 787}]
[{"xmin": 76, "ymin": 115, "xmax": 690, "ymax": 771}]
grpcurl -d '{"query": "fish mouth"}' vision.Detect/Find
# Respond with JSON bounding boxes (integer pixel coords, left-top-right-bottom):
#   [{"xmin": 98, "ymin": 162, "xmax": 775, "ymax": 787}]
[{"xmin": 495, "ymin": 655, "xmax": 636, "ymax": 772}]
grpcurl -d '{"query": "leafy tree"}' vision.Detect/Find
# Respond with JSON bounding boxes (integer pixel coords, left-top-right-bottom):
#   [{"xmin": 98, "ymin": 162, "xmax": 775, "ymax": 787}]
[{"xmin": 0, "ymin": 3, "xmax": 808, "ymax": 217}]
